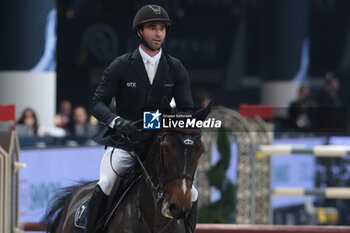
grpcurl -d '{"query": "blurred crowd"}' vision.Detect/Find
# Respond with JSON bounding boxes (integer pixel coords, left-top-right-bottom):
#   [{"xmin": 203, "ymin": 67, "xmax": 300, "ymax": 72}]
[
  {"xmin": 287, "ymin": 72, "xmax": 346, "ymax": 132},
  {"xmin": 54, "ymin": 100, "xmax": 99, "ymax": 137},
  {"xmin": 10, "ymin": 71, "xmax": 349, "ymax": 148},
  {"xmin": 16, "ymin": 99, "xmax": 101, "ymax": 147}
]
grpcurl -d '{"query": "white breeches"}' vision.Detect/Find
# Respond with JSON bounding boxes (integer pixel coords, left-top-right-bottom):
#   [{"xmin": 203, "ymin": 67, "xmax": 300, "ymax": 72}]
[
  {"xmin": 97, "ymin": 147, "xmax": 198, "ymax": 202},
  {"xmin": 98, "ymin": 147, "xmax": 135, "ymax": 195}
]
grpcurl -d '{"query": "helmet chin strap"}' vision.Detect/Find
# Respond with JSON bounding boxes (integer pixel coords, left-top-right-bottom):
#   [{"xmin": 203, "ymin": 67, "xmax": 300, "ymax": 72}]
[{"xmin": 138, "ymin": 30, "xmax": 163, "ymax": 52}]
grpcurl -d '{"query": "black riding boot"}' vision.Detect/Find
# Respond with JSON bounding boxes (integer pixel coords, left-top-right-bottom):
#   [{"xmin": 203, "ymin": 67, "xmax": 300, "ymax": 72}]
[
  {"xmin": 184, "ymin": 201, "xmax": 198, "ymax": 233},
  {"xmin": 85, "ymin": 185, "xmax": 108, "ymax": 233}
]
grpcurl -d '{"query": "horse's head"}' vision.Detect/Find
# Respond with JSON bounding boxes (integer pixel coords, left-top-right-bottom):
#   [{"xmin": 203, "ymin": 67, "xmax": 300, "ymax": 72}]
[
  {"xmin": 149, "ymin": 99, "xmax": 211, "ymax": 219},
  {"xmin": 157, "ymin": 128, "xmax": 203, "ymax": 219}
]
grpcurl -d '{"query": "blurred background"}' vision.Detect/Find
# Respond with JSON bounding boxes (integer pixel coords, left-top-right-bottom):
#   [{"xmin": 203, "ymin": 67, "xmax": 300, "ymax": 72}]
[
  {"xmin": 1, "ymin": 0, "xmax": 350, "ymax": 230},
  {"xmin": 1, "ymin": 0, "xmax": 350, "ymax": 111}
]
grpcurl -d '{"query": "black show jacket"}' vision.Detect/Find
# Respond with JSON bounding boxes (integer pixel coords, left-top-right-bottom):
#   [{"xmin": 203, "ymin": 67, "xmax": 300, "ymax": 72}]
[{"xmin": 91, "ymin": 49, "xmax": 193, "ymax": 152}]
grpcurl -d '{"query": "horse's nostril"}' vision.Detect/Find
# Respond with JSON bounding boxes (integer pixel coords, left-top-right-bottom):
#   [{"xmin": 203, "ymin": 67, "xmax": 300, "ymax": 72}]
[{"xmin": 169, "ymin": 203, "xmax": 178, "ymax": 213}]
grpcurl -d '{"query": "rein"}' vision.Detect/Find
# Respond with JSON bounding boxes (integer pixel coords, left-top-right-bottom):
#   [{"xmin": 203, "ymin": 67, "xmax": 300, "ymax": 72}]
[
  {"xmin": 109, "ymin": 135, "xmax": 165, "ymax": 201},
  {"xmin": 127, "ymin": 135, "xmax": 165, "ymax": 201}
]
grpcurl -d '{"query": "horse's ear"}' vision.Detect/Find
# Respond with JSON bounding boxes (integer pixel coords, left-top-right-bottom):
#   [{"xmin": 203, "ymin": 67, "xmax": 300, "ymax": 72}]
[
  {"xmin": 160, "ymin": 96, "xmax": 173, "ymax": 114},
  {"xmin": 193, "ymin": 99, "xmax": 213, "ymax": 121}
]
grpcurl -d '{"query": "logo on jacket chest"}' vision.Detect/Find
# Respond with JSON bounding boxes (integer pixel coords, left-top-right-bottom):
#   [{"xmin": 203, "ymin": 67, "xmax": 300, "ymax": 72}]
[{"xmin": 126, "ymin": 82, "xmax": 136, "ymax": 88}]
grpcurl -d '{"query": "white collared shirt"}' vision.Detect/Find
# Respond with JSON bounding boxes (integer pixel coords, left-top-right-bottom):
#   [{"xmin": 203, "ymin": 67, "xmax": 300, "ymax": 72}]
[{"xmin": 138, "ymin": 46, "xmax": 162, "ymax": 80}]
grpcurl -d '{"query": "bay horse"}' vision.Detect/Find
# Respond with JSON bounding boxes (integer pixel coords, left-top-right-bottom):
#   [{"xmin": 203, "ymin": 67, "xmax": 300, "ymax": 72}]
[{"xmin": 42, "ymin": 106, "xmax": 210, "ymax": 233}]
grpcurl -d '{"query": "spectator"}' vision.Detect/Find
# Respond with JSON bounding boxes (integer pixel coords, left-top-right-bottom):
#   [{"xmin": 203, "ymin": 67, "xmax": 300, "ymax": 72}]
[
  {"xmin": 68, "ymin": 106, "xmax": 98, "ymax": 137},
  {"xmin": 17, "ymin": 108, "xmax": 67, "ymax": 137},
  {"xmin": 288, "ymin": 84, "xmax": 316, "ymax": 131},
  {"xmin": 17, "ymin": 108, "xmax": 39, "ymax": 136},
  {"xmin": 316, "ymin": 75, "xmax": 345, "ymax": 132},
  {"xmin": 55, "ymin": 100, "xmax": 72, "ymax": 128},
  {"xmin": 317, "ymin": 76, "xmax": 342, "ymax": 107}
]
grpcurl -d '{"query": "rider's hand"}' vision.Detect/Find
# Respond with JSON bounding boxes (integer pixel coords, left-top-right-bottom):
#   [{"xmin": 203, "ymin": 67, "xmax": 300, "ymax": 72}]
[{"xmin": 113, "ymin": 117, "xmax": 137, "ymax": 137}]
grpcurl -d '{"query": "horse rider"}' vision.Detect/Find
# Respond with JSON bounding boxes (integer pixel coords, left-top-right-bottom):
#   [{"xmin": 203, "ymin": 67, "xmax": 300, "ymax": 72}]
[{"xmin": 86, "ymin": 4, "xmax": 199, "ymax": 233}]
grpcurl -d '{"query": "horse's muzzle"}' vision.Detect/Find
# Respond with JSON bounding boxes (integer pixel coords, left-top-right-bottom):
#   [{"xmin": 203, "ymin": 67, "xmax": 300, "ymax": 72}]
[
  {"xmin": 161, "ymin": 199, "xmax": 190, "ymax": 220},
  {"xmin": 169, "ymin": 203, "xmax": 189, "ymax": 220}
]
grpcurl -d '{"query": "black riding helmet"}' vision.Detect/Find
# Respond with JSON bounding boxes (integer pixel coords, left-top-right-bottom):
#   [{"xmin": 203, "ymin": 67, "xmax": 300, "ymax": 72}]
[{"xmin": 133, "ymin": 5, "xmax": 171, "ymax": 51}]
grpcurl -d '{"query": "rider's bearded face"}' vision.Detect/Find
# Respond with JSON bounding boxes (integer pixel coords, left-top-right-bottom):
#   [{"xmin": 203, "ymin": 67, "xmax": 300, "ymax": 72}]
[{"xmin": 138, "ymin": 21, "xmax": 166, "ymax": 50}]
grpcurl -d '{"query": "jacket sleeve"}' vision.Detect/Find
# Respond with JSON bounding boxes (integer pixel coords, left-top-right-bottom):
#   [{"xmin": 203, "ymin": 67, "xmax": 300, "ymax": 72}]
[
  {"xmin": 173, "ymin": 60, "xmax": 194, "ymax": 112},
  {"xmin": 91, "ymin": 58, "xmax": 125, "ymax": 127}
]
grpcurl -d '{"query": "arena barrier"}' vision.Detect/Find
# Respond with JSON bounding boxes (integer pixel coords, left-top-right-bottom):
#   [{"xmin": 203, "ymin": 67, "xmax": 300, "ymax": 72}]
[
  {"xmin": 21, "ymin": 223, "xmax": 350, "ymax": 232},
  {"xmin": 256, "ymin": 143, "xmax": 350, "ymax": 224},
  {"xmin": 273, "ymin": 187, "xmax": 350, "ymax": 199},
  {"xmin": 197, "ymin": 224, "xmax": 350, "ymax": 233},
  {"xmin": 259, "ymin": 145, "xmax": 350, "ymax": 157},
  {"xmin": 20, "ymin": 222, "xmax": 45, "ymax": 231},
  {"xmin": 0, "ymin": 131, "xmax": 26, "ymax": 233}
]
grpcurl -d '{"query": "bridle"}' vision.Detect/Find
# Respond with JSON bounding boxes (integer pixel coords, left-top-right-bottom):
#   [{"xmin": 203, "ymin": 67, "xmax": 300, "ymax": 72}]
[
  {"xmin": 143, "ymin": 128, "xmax": 201, "ymax": 203},
  {"xmin": 156, "ymin": 128, "xmax": 201, "ymax": 188},
  {"xmin": 112, "ymin": 128, "xmax": 201, "ymax": 203}
]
